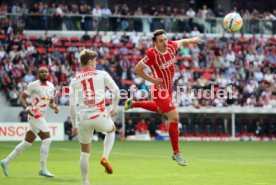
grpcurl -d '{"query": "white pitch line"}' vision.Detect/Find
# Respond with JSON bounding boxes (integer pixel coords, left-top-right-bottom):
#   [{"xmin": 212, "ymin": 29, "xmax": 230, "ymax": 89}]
[{"xmin": 2, "ymin": 144, "xmax": 276, "ymax": 166}]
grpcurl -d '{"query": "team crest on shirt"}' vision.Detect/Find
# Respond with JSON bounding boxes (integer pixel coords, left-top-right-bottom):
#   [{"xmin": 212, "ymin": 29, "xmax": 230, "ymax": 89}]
[{"xmin": 41, "ymin": 96, "xmax": 50, "ymax": 101}]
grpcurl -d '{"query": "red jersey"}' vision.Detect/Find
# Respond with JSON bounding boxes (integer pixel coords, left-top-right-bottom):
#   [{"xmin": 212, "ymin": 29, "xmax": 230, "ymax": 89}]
[{"xmin": 141, "ymin": 40, "xmax": 179, "ymax": 92}]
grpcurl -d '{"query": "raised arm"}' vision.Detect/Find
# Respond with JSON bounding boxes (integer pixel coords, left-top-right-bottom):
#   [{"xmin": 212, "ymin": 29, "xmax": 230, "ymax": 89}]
[
  {"xmin": 175, "ymin": 37, "xmax": 203, "ymax": 48},
  {"xmin": 133, "ymin": 61, "xmax": 163, "ymax": 85}
]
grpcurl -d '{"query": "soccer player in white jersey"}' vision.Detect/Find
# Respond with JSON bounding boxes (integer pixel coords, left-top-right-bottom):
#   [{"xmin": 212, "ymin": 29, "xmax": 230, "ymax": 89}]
[
  {"xmin": 1, "ymin": 67, "xmax": 59, "ymax": 177},
  {"xmin": 69, "ymin": 49, "xmax": 120, "ymax": 185}
]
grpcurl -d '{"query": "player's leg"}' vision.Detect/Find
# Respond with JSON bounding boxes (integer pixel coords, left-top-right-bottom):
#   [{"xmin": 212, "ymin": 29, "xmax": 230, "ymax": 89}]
[
  {"xmin": 93, "ymin": 116, "xmax": 115, "ymax": 174},
  {"xmin": 1, "ymin": 131, "xmax": 35, "ymax": 176},
  {"xmin": 78, "ymin": 120, "xmax": 93, "ymax": 185},
  {"xmin": 154, "ymin": 94, "xmax": 180, "ymax": 156},
  {"xmin": 37, "ymin": 131, "xmax": 54, "ymax": 177},
  {"xmin": 154, "ymin": 93, "xmax": 188, "ymax": 166},
  {"xmin": 164, "ymin": 110, "xmax": 180, "ymax": 154},
  {"xmin": 124, "ymin": 99, "xmax": 159, "ymax": 112},
  {"xmin": 3, "ymin": 131, "xmax": 35, "ymax": 165},
  {"xmin": 101, "ymin": 125, "xmax": 115, "ymax": 174},
  {"xmin": 103, "ymin": 125, "xmax": 116, "ymax": 160},
  {"xmin": 80, "ymin": 143, "xmax": 91, "ymax": 185},
  {"xmin": 164, "ymin": 109, "xmax": 188, "ymax": 166},
  {"xmin": 26, "ymin": 117, "xmax": 54, "ymax": 177}
]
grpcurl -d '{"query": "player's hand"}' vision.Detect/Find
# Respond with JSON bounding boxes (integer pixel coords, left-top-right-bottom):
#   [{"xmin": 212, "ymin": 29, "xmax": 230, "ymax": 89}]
[
  {"xmin": 191, "ymin": 37, "xmax": 203, "ymax": 45},
  {"xmin": 151, "ymin": 78, "xmax": 163, "ymax": 85},
  {"xmin": 26, "ymin": 107, "xmax": 35, "ymax": 117},
  {"xmin": 110, "ymin": 109, "xmax": 117, "ymax": 117},
  {"xmin": 72, "ymin": 128, "xmax": 78, "ymax": 136},
  {"xmin": 54, "ymin": 105, "xmax": 60, "ymax": 114}
]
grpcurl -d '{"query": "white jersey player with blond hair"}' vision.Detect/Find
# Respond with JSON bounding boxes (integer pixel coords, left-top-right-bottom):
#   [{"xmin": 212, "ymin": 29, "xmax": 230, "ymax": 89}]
[
  {"xmin": 1, "ymin": 67, "xmax": 60, "ymax": 177},
  {"xmin": 69, "ymin": 49, "xmax": 120, "ymax": 185}
]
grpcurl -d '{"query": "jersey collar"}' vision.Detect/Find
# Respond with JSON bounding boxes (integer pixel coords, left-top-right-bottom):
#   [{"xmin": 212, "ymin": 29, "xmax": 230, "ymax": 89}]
[
  {"xmin": 39, "ymin": 80, "xmax": 48, "ymax": 86},
  {"xmin": 155, "ymin": 46, "xmax": 168, "ymax": 55},
  {"xmin": 81, "ymin": 68, "xmax": 95, "ymax": 73}
]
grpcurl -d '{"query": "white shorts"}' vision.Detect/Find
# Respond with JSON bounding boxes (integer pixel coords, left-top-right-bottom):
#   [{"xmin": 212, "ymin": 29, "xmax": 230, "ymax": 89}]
[
  {"xmin": 28, "ymin": 116, "xmax": 49, "ymax": 135},
  {"xmin": 78, "ymin": 114, "xmax": 114, "ymax": 144}
]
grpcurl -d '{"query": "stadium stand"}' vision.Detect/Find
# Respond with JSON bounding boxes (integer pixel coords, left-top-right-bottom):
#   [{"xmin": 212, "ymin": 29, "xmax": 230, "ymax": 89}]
[
  {"xmin": 0, "ymin": 2, "xmax": 275, "ymax": 33},
  {"xmin": 0, "ymin": 31, "xmax": 275, "ymax": 108}
]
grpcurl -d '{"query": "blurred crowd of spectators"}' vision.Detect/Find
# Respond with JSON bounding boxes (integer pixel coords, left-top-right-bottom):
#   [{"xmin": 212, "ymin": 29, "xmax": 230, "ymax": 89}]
[
  {"xmin": 0, "ymin": 29, "xmax": 275, "ymax": 108},
  {"xmin": 124, "ymin": 115, "xmax": 276, "ymax": 138},
  {"xmin": 0, "ymin": 3, "xmax": 275, "ymax": 33}
]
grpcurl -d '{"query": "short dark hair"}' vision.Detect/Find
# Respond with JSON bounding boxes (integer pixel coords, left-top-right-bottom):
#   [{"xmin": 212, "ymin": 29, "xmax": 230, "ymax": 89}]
[
  {"xmin": 37, "ymin": 66, "xmax": 48, "ymax": 73},
  {"xmin": 80, "ymin": 49, "xmax": 98, "ymax": 66},
  {"xmin": 152, "ymin": 29, "xmax": 166, "ymax": 41}
]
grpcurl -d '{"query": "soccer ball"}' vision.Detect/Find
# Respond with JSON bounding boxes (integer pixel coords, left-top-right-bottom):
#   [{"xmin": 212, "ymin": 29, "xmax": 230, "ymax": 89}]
[{"xmin": 223, "ymin": 13, "xmax": 243, "ymax": 32}]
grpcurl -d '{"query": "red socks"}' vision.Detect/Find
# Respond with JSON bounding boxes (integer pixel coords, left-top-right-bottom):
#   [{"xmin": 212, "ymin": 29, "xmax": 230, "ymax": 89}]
[
  {"xmin": 132, "ymin": 101, "xmax": 158, "ymax": 112},
  {"xmin": 169, "ymin": 122, "xmax": 180, "ymax": 155},
  {"xmin": 132, "ymin": 101, "xmax": 180, "ymax": 154}
]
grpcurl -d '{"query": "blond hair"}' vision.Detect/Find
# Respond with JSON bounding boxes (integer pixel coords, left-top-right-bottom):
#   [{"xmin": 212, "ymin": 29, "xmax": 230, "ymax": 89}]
[{"xmin": 79, "ymin": 49, "xmax": 98, "ymax": 66}]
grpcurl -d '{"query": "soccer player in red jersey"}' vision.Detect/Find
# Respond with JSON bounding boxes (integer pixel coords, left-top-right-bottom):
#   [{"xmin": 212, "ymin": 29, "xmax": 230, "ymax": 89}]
[{"xmin": 124, "ymin": 29, "xmax": 202, "ymax": 166}]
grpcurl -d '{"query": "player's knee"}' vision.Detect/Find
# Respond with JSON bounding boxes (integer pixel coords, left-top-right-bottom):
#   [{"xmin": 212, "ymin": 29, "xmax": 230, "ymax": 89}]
[
  {"xmin": 108, "ymin": 125, "xmax": 116, "ymax": 133},
  {"xmin": 42, "ymin": 137, "xmax": 51, "ymax": 145},
  {"xmin": 38, "ymin": 131, "xmax": 51, "ymax": 140},
  {"xmin": 171, "ymin": 117, "xmax": 179, "ymax": 123},
  {"xmin": 170, "ymin": 114, "xmax": 179, "ymax": 123}
]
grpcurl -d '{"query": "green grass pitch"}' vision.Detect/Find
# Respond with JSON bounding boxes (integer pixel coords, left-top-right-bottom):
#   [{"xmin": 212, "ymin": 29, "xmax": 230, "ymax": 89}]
[{"xmin": 1, "ymin": 141, "xmax": 276, "ymax": 185}]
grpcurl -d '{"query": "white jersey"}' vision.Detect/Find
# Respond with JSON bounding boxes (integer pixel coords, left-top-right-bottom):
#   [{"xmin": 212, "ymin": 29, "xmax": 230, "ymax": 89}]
[
  {"xmin": 69, "ymin": 68, "xmax": 119, "ymax": 127},
  {"xmin": 24, "ymin": 80, "xmax": 55, "ymax": 119}
]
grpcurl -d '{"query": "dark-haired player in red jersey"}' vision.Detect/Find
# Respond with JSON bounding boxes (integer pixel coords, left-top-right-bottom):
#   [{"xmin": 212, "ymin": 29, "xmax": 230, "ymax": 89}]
[{"xmin": 124, "ymin": 29, "xmax": 202, "ymax": 166}]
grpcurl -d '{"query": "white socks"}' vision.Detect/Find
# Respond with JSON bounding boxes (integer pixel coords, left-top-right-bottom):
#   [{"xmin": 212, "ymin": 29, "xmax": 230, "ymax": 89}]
[
  {"xmin": 40, "ymin": 138, "xmax": 51, "ymax": 171},
  {"xmin": 79, "ymin": 132, "xmax": 114, "ymax": 185},
  {"xmin": 103, "ymin": 132, "xmax": 115, "ymax": 159},
  {"xmin": 4, "ymin": 141, "xmax": 32, "ymax": 164},
  {"xmin": 80, "ymin": 152, "xmax": 90, "ymax": 185},
  {"xmin": 3, "ymin": 138, "xmax": 52, "ymax": 172}
]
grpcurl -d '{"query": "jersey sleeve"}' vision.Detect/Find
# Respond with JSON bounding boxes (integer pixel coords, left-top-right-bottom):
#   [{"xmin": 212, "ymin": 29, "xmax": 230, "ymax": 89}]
[
  {"xmin": 141, "ymin": 50, "xmax": 154, "ymax": 66},
  {"xmin": 24, "ymin": 82, "xmax": 35, "ymax": 96},
  {"xmin": 48, "ymin": 83, "xmax": 56, "ymax": 99},
  {"xmin": 169, "ymin": 40, "xmax": 179, "ymax": 52},
  {"xmin": 69, "ymin": 80, "xmax": 77, "ymax": 128},
  {"xmin": 104, "ymin": 72, "xmax": 120, "ymax": 109}
]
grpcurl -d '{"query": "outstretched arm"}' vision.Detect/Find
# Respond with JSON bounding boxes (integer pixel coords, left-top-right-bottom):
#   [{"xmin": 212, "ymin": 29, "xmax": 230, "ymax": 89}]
[
  {"xmin": 175, "ymin": 37, "xmax": 203, "ymax": 48},
  {"xmin": 134, "ymin": 61, "xmax": 163, "ymax": 85}
]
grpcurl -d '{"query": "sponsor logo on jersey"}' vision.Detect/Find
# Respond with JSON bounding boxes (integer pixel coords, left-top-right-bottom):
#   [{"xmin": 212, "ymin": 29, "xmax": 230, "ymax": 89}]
[{"xmin": 159, "ymin": 58, "xmax": 176, "ymax": 69}]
